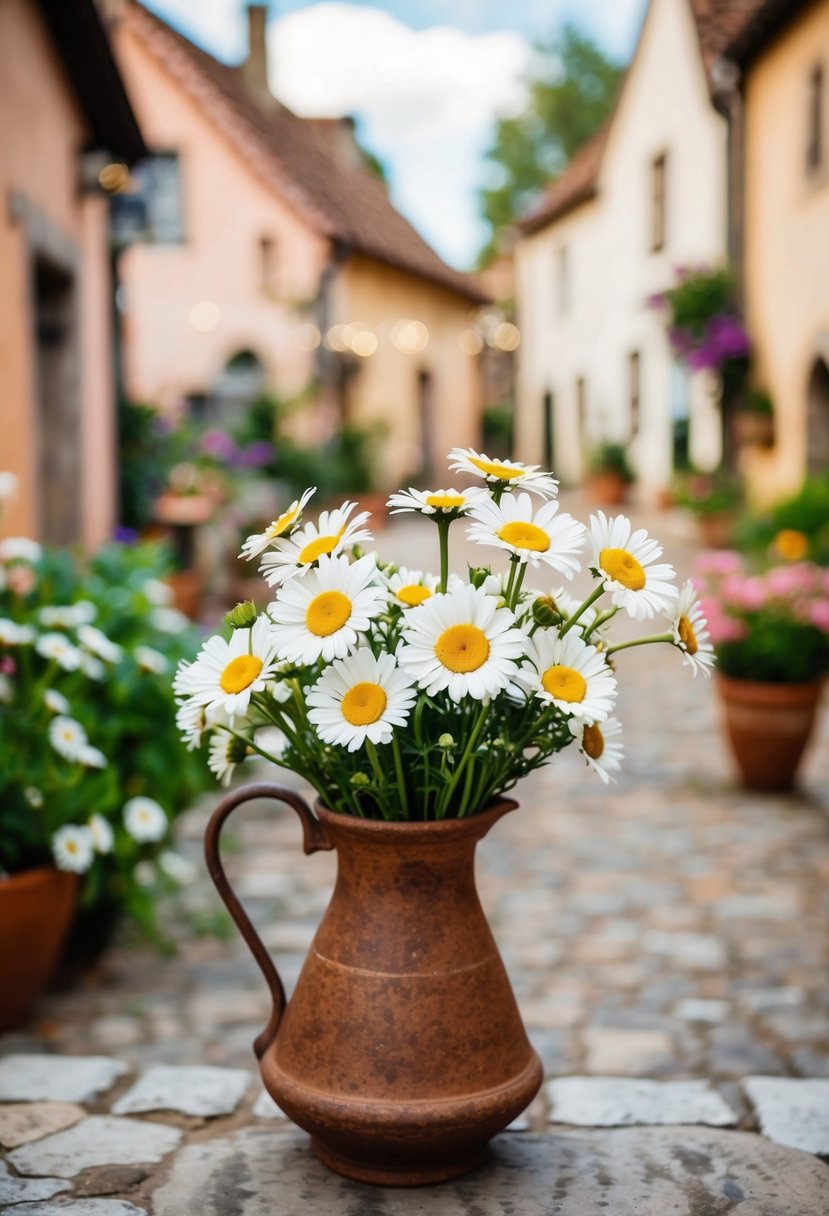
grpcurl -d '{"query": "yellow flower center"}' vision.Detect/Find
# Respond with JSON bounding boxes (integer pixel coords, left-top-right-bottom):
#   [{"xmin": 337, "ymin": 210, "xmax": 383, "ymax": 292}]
[
  {"xmin": 435, "ymin": 624, "xmax": 490, "ymax": 673},
  {"xmin": 306, "ymin": 590, "xmax": 352, "ymax": 637},
  {"xmin": 266, "ymin": 505, "xmax": 299, "ymax": 539},
  {"xmin": 582, "ymin": 723, "xmax": 605, "ymax": 759},
  {"xmin": 497, "ymin": 521, "xmax": 550, "ymax": 553},
  {"xmin": 469, "ymin": 456, "xmax": 523, "ymax": 480},
  {"xmin": 600, "ymin": 547, "xmax": 646, "ymax": 591},
  {"xmin": 397, "ymin": 584, "xmax": 432, "ymax": 607},
  {"xmin": 297, "ymin": 529, "xmax": 345, "ymax": 564},
  {"xmin": 341, "ymin": 681, "xmax": 388, "ymax": 726},
  {"xmin": 541, "ymin": 664, "xmax": 587, "ymax": 703},
  {"xmin": 426, "ymin": 492, "xmax": 465, "ymax": 509},
  {"xmin": 677, "ymin": 615, "xmax": 698, "ymax": 655},
  {"xmin": 66, "ymin": 840, "xmax": 78, "ymax": 854},
  {"xmin": 220, "ymin": 654, "xmax": 264, "ymax": 694}
]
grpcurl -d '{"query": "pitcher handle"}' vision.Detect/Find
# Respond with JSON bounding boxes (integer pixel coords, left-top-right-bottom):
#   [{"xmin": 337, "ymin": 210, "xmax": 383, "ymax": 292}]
[{"xmin": 204, "ymin": 782, "xmax": 333, "ymax": 1059}]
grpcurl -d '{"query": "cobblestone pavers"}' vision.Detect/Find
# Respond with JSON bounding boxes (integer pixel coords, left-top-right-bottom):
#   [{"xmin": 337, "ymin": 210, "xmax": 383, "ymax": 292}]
[{"xmin": 1, "ymin": 502, "xmax": 828, "ymax": 1211}]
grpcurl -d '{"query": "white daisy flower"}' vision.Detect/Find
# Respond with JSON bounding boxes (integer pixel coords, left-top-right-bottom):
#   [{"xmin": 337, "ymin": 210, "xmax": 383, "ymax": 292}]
[
  {"xmin": 671, "ymin": 581, "xmax": 716, "ymax": 677},
  {"xmin": 72, "ymin": 600, "xmax": 98, "ymax": 625},
  {"xmin": 174, "ymin": 616, "xmax": 281, "ymax": 720},
  {"xmin": 142, "ymin": 578, "xmax": 173, "ymax": 607},
  {"xmin": 255, "ymin": 725, "xmax": 288, "ymax": 759},
  {"xmin": 78, "ymin": 745, "xmax": 107, "ymax": 769},
  {"xmin": 208, "ymin": 730, "xmax": 250, "ymax": 786},
  {"xmin": 89, "ymin": 813, "xmax": 114, "ymax": 854},
  {"xmin": 0, "ymin": 618, "xmax": 35, "ymax": 645},
  {"xmin": 52, "ymin": 825, "xmax": 94, "ymax": 874},
  {"xmin": 589, "ymin": 511, "xmax": 677, "ymax": 620},
  {"xmin": 517, "ymin": 629, "xmax": 617, "ymax": 722},
  {"xmin": 448, "ymin": 448, "xmax": 559, "ymax": 499},
  {"xmin": 569, "ymin": 716, "xmax": 624, "ymax": 784},
  {"xmin": 81, "ymin": 654, "xmax": 106, "ymax": 680},
  {"xmin": 124, "ymin": 796, "xmax": 168, "ymax": 842},
  {"xmin": 175, "ymin": 695, "xmax": 224, "ymax": 750},
  {"xmin": 385, "ymin": 486, "xmax": 488, "ymax": 517},
  {"xmin": 36, "ymin": 632, "xmax": 83, "ymax": 670},
  {"xmin": 152, "ymin": 606, "xmax": 190, "ymax": 634},
  {"xmin": 159, "ymin": 850, "xmax": 197, "ymax": 885},
  {"xmin": 270, "ymin": 679, "xmax": 293, "ymax": 704},
  {"xmin": 466, "ymin": 491, "xmax": 585, "ymax": 579},
  {"xmin": 0, "ymin": 537, "xmax": 42, "ymax": 563},
  {"xmin": 24, "ymin": 786, "xmax": 44, "ymax": 808},
  {"xmin": 385, "ymin": 567, "xmax": 440, "ymax": 609},
  {"xmin": 49, "ymin": 715, "xmax": 88, "ymax": 761},
  {"xmin": 134, "ymin": 645, "xmax": 169, "ymax": 674},
  {"xmin": 240, "ymin": 487, "xmax": 316, "ymax": 560},
  {"xmin": 45, "ymin": 688, "xmax": 71, "ymax": 715},
  {"xmin": 307, "ymin": 649, "xmax": 417, "ymax": 752},
  {"xmin": 397, "ymin": 584, "xmax": 527, "ymax": 702},
  {"xmin": 39, "ymin": 606, "xmax": 79, "ymax": 628},
  {"xmin": 77, "ymin": 624, "xmax": 123, "ymax": 664},
  {"xmin": 268, "ymin": 553, "xmax": 384, "ymax": 665},
  {"xmin": 260, "ymin": 501, "xmax": 372, "ymax": 587}
]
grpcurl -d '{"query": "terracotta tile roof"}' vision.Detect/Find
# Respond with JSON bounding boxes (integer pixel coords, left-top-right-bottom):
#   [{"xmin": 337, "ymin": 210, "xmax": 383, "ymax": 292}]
[
  {"xmin": 518, "ymin": 126, "xmax": 608, "ymax": 235},
  {"xmin": 718, "ymin": 0, "xmax": 812, "ymax": 66},
  {"xmin": 687, "ymin": 0, "xmax": 769, "ymax": 84},
  {"xmin": 124, "ymin": 2, "xmax": 485, "ymax": 303}
]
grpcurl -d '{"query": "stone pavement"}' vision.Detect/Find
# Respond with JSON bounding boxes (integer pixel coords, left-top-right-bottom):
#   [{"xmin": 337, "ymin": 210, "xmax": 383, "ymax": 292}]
[{"xmin": 2, "ymin": 500, "xmax": 829, "ymax": 1213}]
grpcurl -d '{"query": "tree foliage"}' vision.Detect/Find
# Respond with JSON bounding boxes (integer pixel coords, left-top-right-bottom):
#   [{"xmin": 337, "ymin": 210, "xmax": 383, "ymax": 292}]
[{"xmin": 478, "ymin": 24, "xmax": 623, "ymax": 265}]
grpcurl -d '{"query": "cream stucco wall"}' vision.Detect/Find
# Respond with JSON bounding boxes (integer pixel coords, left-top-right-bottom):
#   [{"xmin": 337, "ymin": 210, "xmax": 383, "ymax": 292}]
[
  {"xmin": 515, "ymin": 0, "xmax": 728, "ymax": 496},
  {"xmin": 0, "ymin": 0, "xmax": 116, "ymax": 548},
  {"xmin": 742, "ymin": 0, "xmax": 829, "ymax": 502}
]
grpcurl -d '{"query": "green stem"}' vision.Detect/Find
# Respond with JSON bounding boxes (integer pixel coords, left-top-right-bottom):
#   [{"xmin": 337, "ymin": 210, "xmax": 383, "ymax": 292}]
[
  {"xmin": 439, "ymin": 701, "xmax": 488, "ymax": 818},
  {"xmin": 510, "ymin": 561, "xmax": 528, "ymax": 611},
  {"xmin": 438, "ymin": 521, "xmax": 450, "ymax": 593},
  {"xmin": 365, "ymin": 739, "xmax": 392, "ymax": 818},
  {"xmin": 605, "ymin": 632, "xmax": 673, "ymax": 656},
  {"xmin": 583, "ymin": 605, "xmax": 620, "ymax": 641},
  {"xmin": 503, "ymin": 557, "xmax": 518, "ymax": 606},
  {"xmin": 559, "ymin": 584, "xmax": 605, "ymax": 636},
  {"xmin": 391, "ymin": 734, "xmax": 410, "ymax": 819}
]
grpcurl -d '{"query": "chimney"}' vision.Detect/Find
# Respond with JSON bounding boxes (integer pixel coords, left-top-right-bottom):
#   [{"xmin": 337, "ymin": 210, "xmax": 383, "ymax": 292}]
[{"xmin": 243, "ymin": 4, "xmax": 271, "ymax": 99}]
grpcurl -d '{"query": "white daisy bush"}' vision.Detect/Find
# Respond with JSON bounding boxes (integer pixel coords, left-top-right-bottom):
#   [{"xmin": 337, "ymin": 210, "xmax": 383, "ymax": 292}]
[{"xmin": 175, "ymin": 451, "xmax": 713, "ymax": 820}]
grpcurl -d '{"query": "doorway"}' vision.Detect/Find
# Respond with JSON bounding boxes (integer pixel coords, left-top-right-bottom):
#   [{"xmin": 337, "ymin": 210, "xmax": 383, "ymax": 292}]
[
  {"xmin": 807, "ymin": 358, "xmax": 829, "ymax": 474},
  {"xmin": 34, "ymin": 257, "xmax": 80, "ymax": 545}
]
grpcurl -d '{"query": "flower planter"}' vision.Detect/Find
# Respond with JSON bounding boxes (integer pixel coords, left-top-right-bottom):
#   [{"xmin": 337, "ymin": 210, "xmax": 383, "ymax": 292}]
[
  {"xmin": 0, "ymin": 867, "xmax": 77, "ymax": 1032},
  {"xmin": 716, "ymin": 673, "xmax": 824, "ymax": 792},
  {"xmin": 205, "ymin": 785, "xmax": 542, "ymax": 1187},
  {"xmin": 585, "ymin": 471, "xmax": 629, "ymax": 507},
  {"xmin": 696, "ymin": 511, "xmax": 736, "ymax": 550},
  {"xmin": 733, "ymin": 411, "xmax": 775, "ymax": 449}
]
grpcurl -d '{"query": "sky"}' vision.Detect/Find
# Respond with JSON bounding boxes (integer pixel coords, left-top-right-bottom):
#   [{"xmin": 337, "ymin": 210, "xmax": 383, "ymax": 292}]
[{"xmin": 145, "ymin": 0, "xmax": 647, "ymax": 268}]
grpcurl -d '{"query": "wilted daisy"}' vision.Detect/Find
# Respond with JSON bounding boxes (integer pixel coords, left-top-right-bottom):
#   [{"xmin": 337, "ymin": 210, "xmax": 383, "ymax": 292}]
[
  {"xmin": 260, "ymin": 501, "xmax": 372, "ymax": 586},
  {"xmin": 269, "ymin": 553, "xmax": 384, "ymax": 664},
  {"xmin": 307, "ymin": 649, "xmax": 417, "ymax": 751},
  {"xmin": 671, "ymin": 581, "xmax": 715, "ymax": 677},
  {"xmin": 467, "ymin": 491, "xmax": 585, "ymax": 579},
  {"xmin": 386, "ymin": 487, "xmax": 488, "ymax": 517},
  {"xmin": 517, "ymin": 629, "xmax": 617, "ymax": 722},
  {"xmin": 0, "ymin": 537, "xmax": 42, "ymax": 563},
  {"xmin": 124, "ymin": 796, "xmax": 168, "ymax": 842},
  {"xmin": 569, "ymin": 716, "xmax": 624, "ymax": 783},
  {"xmin": 89, "ymin": 813, "xmax": 114, "ymax": 854},
  {"xmin": 77, "ymin": 624, "xmax": 123, "ymax": 664},
  {"xmin": 175, "ymin": 615, "xmax": 280, "ymax": 719},
  {"xmin": 78, "ymin": 745, "xmax": 107, "ymax": 769},
  {"xmin": 398, "ymin": 584, "xmax": 527, "ymax": 702},
  {"xmin": 135, "ymin": 645, "xmax": 168, "ymax": 674},
  {"xmin": 448, "ymin": 448, "xmax": 559, "ymax": 499},
  {"xmin": 589, "ymin": 511, "xmax": 677, "ymax": 620},
  {"xmin": 49, "ymin": 715, "xmax": 88, "ymax": 761},
  {"xmin": 0, "ymin": 618, "xmax": 35, "ymax": 646},
  {"xmin": 240, "ymin": 486, "xmax": 316, "ymax": 560},
  {"xmin": 52, "ymin": 825, "xmax": 94, "ymax": 873},
  {"xmin": 386, "ymin": 567, "xmax": 440, "ymax": 609},
  {"xmin": 36, "ymin": 632, "xmax": 83, "ymax": 670},
  {"xmin": 208, "ymin": 730, "xmax": 251, "ymax": 786}
]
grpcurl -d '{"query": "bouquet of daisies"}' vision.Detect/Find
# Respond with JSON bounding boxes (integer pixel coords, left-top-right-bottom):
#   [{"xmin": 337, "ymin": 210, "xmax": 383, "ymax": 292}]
[{"xmin": 174, "ymin": 449, "xmax": 714, "ymax": 820}]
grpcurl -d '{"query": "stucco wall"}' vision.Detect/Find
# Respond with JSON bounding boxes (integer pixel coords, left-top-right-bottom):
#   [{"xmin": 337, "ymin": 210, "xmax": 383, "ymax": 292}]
[
  {"xmin": 0, "ymin": 0, "xmax": 114, "ymax": 547},
  {"xmin": 742, "ymin": 0, "xmax": 829, "ymax": 502},
  {"xmin": 515, "ymin": 0, "xmax": 728, "ymax": 496}
]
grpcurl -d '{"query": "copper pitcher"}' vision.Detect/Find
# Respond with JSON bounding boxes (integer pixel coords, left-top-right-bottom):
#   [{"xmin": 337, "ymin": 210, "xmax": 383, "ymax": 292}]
[{"xmin": 205, "ymin": 783, "xmax": 542, "ymax": 1186}]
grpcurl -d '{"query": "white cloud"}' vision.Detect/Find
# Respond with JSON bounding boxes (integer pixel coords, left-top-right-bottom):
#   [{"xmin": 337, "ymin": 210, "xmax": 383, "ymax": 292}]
[{"xmin": 269, "ymin": 5, "xmax": 531, "ymax": 267}]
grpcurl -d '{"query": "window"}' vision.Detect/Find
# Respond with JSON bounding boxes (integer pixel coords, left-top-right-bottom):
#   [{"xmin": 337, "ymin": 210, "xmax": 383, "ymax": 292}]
[
  {"xmin": 259, "ymin": 235, "xmax": 277, "ymax": 294},
  {"xmin": 556, "ymin": 246, "xmax": 569, "ymax": 315},
  {"xmin": 807, "ymin": 64, "xmax": 824, "ymax": 172},
  {"xmin": 629, "ymin": 351, "xmax": 641, "ymax": 437},
  {"xmin": 132, "ymin": 153, "xmax": 184, "ymax": 244},
  {"xmin": 650, "ymin": 152, "xmax": 667, "ymax": 252}
]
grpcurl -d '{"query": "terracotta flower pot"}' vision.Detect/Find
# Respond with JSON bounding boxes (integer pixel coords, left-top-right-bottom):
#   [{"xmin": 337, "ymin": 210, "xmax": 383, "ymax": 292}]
[
  {"xmin": 585, "ymin": 471, "xmax": 628, "ymax": 507},
  {"xmin": 696, "ymin": 512, "xmax": 736, "ymax": 550},
  {"xmin": 0, "ymin": 867, "xmax": 77, "ymax": 1032},
  {"xmin": 716, "ymin": 673, "xmax": 825, "ymax": 792},
  {"xmin": 205, "ymin": 785, "xmax": 542, "ymax": 1187}
]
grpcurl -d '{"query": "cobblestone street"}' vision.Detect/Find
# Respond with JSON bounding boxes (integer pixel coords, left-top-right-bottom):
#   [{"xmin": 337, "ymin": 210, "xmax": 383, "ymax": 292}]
[{"xmin": 2, "ymin": 502, "xmax": 829, "ymax": 1213}]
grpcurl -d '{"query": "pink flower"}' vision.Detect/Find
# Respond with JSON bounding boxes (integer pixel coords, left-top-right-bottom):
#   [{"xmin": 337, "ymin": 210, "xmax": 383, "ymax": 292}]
[
  {"xmin": 693, "ymin": 550, "xmax": 744, "ymax": 578},
  {"xmin": 808, "ymin": 600, "xmax": 829, "ymax": 633},
  {"xmin": 698, "ymin": 598, "xmax": 747, "ymax": 645},
  {"xmin": 765, "ymin": 563, "xmax": 819, "ymax": 599},
  {"xmin": 721, "ymin": 575, "xmax": 765, "ymax": 611},
  {"xmin": 0, "ymin": 656, "xmax": 15, "ymax": 675}
]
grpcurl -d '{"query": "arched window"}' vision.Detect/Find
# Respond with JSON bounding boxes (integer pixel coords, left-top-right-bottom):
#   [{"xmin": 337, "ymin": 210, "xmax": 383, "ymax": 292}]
[{"xmin": 807, "ymin": 357, "xmax": 829, "ymax": 474}]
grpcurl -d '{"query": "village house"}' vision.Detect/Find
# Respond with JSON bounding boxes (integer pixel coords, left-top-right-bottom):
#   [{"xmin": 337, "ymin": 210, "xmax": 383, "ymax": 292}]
[
  {"xmin": 721, "ymin": 0, "xmax": 829, "ymax": 501},
  {"xmin": 0, "ymin": 0, "xmax": 144, "ymax": 547},
  {"xmin": 514, "ymin": 0, "xmax": 759, "ymax": 499},
  {"xmin": 107, "ymin": 1, "xmax": 486, "ymax": 488}
]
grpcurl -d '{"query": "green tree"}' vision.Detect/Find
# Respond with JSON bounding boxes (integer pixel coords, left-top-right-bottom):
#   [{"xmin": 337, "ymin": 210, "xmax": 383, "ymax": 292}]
[{"xmin": 478, "ymin": 24, "xmax": 622, "ymax": 264}]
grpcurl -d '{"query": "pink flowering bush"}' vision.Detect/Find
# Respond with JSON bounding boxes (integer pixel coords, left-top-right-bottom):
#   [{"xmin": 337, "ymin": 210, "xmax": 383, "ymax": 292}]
[{"xmin": 693, "ymin": 552, "xmax": 829, "ymax": 684}]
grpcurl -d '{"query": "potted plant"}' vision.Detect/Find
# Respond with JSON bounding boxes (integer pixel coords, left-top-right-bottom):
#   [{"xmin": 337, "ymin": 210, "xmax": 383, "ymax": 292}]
[
  {"xmin": 733, "ymin": 389, "xmax": 775, "ymax": 449},
  {"xmin": 176, "ymin": 448, "xmax": 710, "ymax": 1185},
  {"xmin": 673, "ymin": 467, "xmax": 744, "ymax": 549},
  {"xmin": 0, "ymin": 514, "xmax": 212, "ymax": 1027},
  {"xmin": 585, "ymin": 441, "xmax": 635, "ymax": 506},
  {"xmin": 694, "ymin": 550, "xmax": 829, "ymax": 791}
]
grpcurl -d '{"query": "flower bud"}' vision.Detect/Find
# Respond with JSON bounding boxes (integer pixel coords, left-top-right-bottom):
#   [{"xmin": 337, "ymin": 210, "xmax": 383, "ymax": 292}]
[
  {"xmin": 467, "ymin": 566, "xmax": 491, "ymax": 589},
  {"xmin": 532, "ymin": 595, "xmax": 562, "ymax": 627},
  {"xmin": 225, "ymin": 601, "xmax": 258, "ymax": 630},
  {"xmin": 351, "ymin": 772, "xmax": 370, "ymax": 787},
  {"xmin": 438, "ymin": 733, "xmax": 456, "ymax": 749}
]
